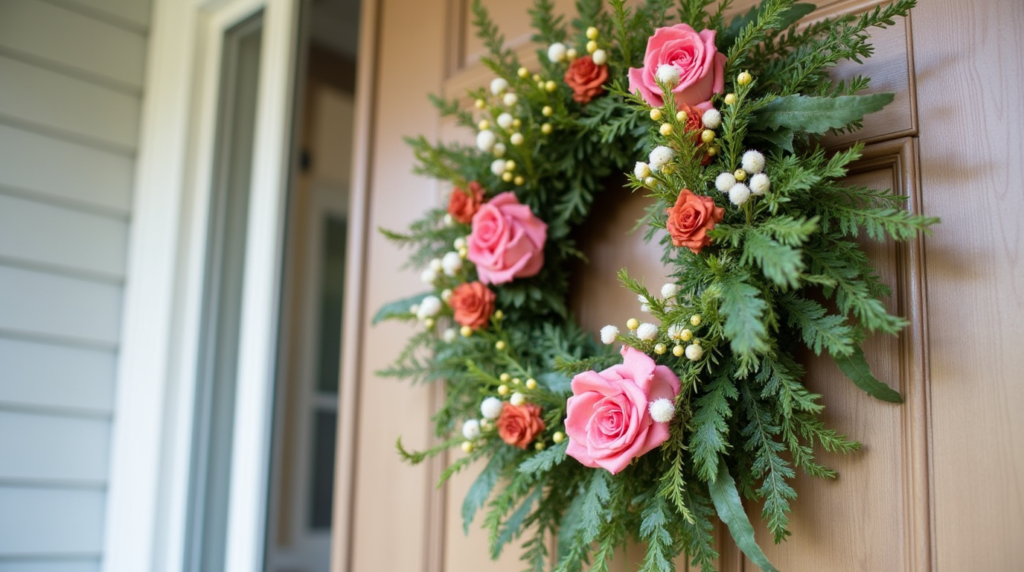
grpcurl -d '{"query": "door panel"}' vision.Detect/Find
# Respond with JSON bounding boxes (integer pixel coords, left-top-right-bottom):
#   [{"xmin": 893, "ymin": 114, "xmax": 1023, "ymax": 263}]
[{"xmin": 345, "ymin": 0, "xmax": 1024, "ymax": 570}]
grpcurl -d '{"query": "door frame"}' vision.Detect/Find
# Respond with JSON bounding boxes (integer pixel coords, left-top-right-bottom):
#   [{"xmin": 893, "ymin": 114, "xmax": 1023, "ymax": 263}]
[{"xmin": 103, "ymin": 0, "xmax": 301, "ymax": 570}]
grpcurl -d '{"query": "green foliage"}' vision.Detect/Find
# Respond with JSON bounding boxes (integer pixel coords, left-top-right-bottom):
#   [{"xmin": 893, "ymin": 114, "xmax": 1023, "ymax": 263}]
[
  {"xmin": 834, "ymin": 345, "xmax": 904, "ymax": 403},
  {"xmin": 708, "ymin": 462, "xmax": 780, "ymax": 572},
  {"xmin": 376, "ymin": 0, "xmax": 933, "ymax": 570},
  {"xmin": 754, "ymin": 93, "xmax": 896, "ymax": 134}
]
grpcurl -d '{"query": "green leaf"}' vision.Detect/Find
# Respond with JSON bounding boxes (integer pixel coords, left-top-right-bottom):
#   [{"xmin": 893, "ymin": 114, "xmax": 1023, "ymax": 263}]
[
  {"xmin": 708, "ymin": 462, "xmax": 780, "ymax": 572},
  {"xmin": 518, "ymin": 440, "xmax": 568, "ymax": 475},
  {"xmin": 689, "ymin": 371, "xmax": 738, "ymax": 482},
  {"xmin": 776, "ymin": 2, "xmax": 817, "ymax": 29},
  {"xmin": 834, "ymin": 345, "xmax": 904, "ymax": 403},
  {"xmin": 372, "ymin": 291, "xmax": 431, "ymax": 325},
  {"xmin": 492, "ymin": 486, "xmax": 542, "ymax": 558},
  {"xmin": 755, "ymin": 93, "xmax": 895, "ymax": 134},
  {"xmin": 718, "ymin": 272, "xmax": 769, "ymax": 357},
  {"xmin": 462, "ymin": 448, "xmax": 512, "ymax": 534},
  {"xmin": 741, "ymin": 228, "xmax": 804, "ymax": 289},
  {"xmin": 752, "ymin": 128, "xmax": 795, "ymax": 153}
]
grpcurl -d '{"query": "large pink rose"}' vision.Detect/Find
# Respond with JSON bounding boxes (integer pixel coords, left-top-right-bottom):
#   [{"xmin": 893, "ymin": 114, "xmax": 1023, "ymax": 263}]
[
  {"xmin": 565, "ymin": 346, "xmax": 682, "ymax": 474},
  {"xmin": 627, "ymin": 24, "xmax": 726, "ymax": 110},
  {"xmin": 467, "ymin": 192, "xmax": 547, "ymax": 285}
]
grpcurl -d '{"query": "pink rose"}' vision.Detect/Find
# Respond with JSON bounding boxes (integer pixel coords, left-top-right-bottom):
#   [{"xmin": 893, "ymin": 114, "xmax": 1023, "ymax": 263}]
[
  {"xmin": 627, "ymin": 24, "xmax": 726, "ymax": 111},
  {"xmin": 467, "ymin": 192, "xmax": 547, "ymax": 285},
  {"xmin": 565, "ymin": 346, "xmax": 681, "ymax": 474}
]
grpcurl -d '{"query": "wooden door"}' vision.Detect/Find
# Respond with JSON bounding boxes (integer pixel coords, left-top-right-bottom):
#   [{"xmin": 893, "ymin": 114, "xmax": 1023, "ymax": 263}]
[{"xmin": 339, "ymin": 0, "xmax": 1024, "ymax": 570}]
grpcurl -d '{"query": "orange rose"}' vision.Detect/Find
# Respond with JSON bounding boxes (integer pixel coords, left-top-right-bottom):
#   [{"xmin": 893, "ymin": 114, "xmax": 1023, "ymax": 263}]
[
  {"xmin": 564, "ymin": 56, "xmax": 608, "ymax": 104},
  {"xmin": 496, "ymin": 402, "xmax": 545, "ymax": 449},
  {"xmin": 666, "ymin": 189, "xmax": 724, "ymax": 253},
  {"xmin": 448, "ymin": 182, "xmax": 485, "ymax": 224},
  {"xmin": 449, "ymin": 281, "xmax": 495, "ymax": 330},
  {"xmin": 678, "ymin": 104, "xmax": 713, "ymax": 165}
]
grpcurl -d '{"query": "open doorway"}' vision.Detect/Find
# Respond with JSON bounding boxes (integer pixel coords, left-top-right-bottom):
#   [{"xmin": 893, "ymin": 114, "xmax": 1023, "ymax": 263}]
[{"xmin": 266, "ymin": 0, "xmax": 360, "ymax": 569}]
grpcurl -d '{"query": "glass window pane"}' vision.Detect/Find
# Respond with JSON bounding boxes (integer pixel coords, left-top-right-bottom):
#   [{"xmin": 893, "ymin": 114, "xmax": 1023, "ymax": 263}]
[
  {"xmin": 310, "ymin": 409, "xmax": 338, "ymax": 529},
  {"xmin": 316, "ymin": 215, "xmax": 347, "ymax": 394}
]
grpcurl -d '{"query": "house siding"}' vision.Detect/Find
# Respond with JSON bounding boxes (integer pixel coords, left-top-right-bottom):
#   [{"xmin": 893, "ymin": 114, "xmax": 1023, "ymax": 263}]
[{"xmin": 0, "ymin": 0, "xmax": 150, "ymax": 569}]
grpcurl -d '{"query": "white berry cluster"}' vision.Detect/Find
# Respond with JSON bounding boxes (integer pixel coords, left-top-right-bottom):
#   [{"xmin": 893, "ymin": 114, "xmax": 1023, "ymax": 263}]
[
  {"xmin": 715, "ymin": 150, "xmax": 770, "ymax": 206},
  {"xmin": 594, "ymin": 285, "xmax": 705, "ymax": 362}
]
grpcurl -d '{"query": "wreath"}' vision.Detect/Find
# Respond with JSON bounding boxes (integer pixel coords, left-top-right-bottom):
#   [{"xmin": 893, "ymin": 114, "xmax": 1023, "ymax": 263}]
[{"xmin": 374, "ymin": 0, "xmax": 935, "ymax": 570}]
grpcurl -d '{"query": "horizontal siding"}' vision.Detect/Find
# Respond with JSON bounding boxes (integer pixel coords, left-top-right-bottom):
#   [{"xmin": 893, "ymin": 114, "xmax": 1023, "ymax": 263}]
[
  {"xmin": 57, "ymin": 0, "xmax": 151, "ymax": 29},
  {"xmin": 0, "ymin": 0, "xmax": 152, "ymax": 565},
  {"xmin": 0, "ymin": 55, "xmax": 140, "ymax": 151},
  {"xmin": 0, "ymin": 486, "xmax": 104, "ymax": 556},
  {"xmin": 0, "ymin": 0, "xmax": 146, "ymax": 90},
  {"xmin": 0, "ymin": 411, "xmax": 110, "ymax": 482},
  {"xmin": 0, "ymin": 561, "xmax": 99, "ymax": 572},
  {"xmin": 0, "ymin": 194, "xmax": 128, "ymax": 279},
  {"xmin": 0, "ymin": 124, "xmax": 133, "ymax": 214},
  {"xmin": 0, "ymin": 338, "xmax": 115, "ymax": 413},
  {"xmin": 0, "ymin": 266, "xmax": 122, "ymax": 346}
]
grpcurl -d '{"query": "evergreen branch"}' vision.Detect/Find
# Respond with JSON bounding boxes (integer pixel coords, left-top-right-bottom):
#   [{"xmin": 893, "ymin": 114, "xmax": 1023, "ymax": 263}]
[{"xmin": 689, "ymin": 369, "xmax": 738, "ymax": 482}]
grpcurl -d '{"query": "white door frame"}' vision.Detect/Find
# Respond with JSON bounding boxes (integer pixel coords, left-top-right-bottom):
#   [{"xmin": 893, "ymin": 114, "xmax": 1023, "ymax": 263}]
[{"xmin": 103, "ymin": 0, "xmax": 300, "ymax": 570}]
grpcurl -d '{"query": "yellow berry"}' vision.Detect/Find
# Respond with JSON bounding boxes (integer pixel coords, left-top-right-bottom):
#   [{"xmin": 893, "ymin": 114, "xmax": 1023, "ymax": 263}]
[
  {"xmin": 518, "ymin": 66, "xmax": 530, "ymax": 78},
  {"xmin": 495, "ymin": 340, "xmax": 506, "ymax": 351},
  {"xmin": 542, "ymin": 105, "xmax": 553, "ymax": 117},
  {"xmin": 707, "ymin": 146, "xmax": 718, "ymax": 157},
  {"xmin": 500, "ymin": 372, "xmax": 511, "ymax": 382},
  {"xmin": 458, "ymin": 247, "xmax": 468, "ymax": 258},
  {"xmin": 626, "ymin": 318, "xmax": 640, "ymax": 331},
  {"xmin": 460, "ymin": 325, "xmax": 472, "ymax": 337},
  {"xmin": 586, "ymin": 26, "xmax": 599, "ymax": 40},
  {"xmin": 478, "ymin": 119, "xmax": 490, "ymax": 130},
  {"xmin": 532, "ymin": 73, "xmax": 541, "ymax": 82},
  {"xmin": 552, "ymin": 431, "xmax": 565, "ymax": 444},
  {"xmin": 475, "ymin": 98, "xmax": 486, "ymax": 109},
  {"xmin": 541, "ymin": 123, "xmax": 552, "ymax": 134},
  {"xmin": 734, "ymin": 169, "xmax": 746, "ymax": 181},
  {"xmin": 545, "ymin": 80, "xmax": 557, "ymax": 92},
  {"xmin": 512, "ymin": 118, "xmax": 522, "ymax": 129},
  {"xmin": 502, "ymin": 172, "xmax": 513, "ymax": 182},
  {"xmin": 537, "ymin": 80, "xmax": 546, "ymax": 89},
  {"xmin": 724, "ymin": 93, "xmax": 737, "ymax": 105},
  {"xmin": 681, "ymin": 328, "xmax": 693, "ymax": 342},
  {"xmin": 512, "ymin": 377, "xmax": 521, "ymax": 385},
  {"xmin": 586, "ymin": 40, "xmax": 598, "ymax": 53},
  {"xmin": 701, "ymin": 129, "xmax": 715, "ymax": 143},
  {"xmin": 654, "ymin": 343, "xmax": 667, "ymax": 355},
  {"xmin": 650, "ymin": 108, "xmax": 663, "ymax": 121},
  {"xmin": 659, "ymin": 123, "xmax": 673, "ymax": 136},
  {"xmin": 676, "ymin": 110, "xmax": 688, "ymax": 121},
  {"xmin": 644, "ymin": 176, "xmax": 656, "ymax": 186},
  {"xmin": 690, "ymin": 314, "xmax": 702, "ymax": 326},
  {"xmin": 526, "ymin": 378, "xmax": 537, "ymax": 389},
  {"xmin": 535, "ymin": 441, "xmax": 546, "ymax": 451},
  {"xmin": 424, "ymin": 318, "xmax": 435, "ymax": 329},
  {"xmin": 505, "ymin": 159, "xmax": 516, "ymax": 171},
  {"xmin": 498, "ymin": 384, "xmax": 509, "ymax": 395},
  {"xmin": 673, "ymin": 344, "xmax": 685, "ymax": 357},
  {"xmin": 566, "ymin": 48, "xmax": 578, "ymax": 60},
  {"xmin": 514, "ymin": 175, "xmax": 524, "ymax": 185},
  {"xmin": 694, "ymin": 338, "xmax": 702, "ymax": 345},
  {"xmin": 494, "ymin": 310, "xmax": 505, "ymax": 320},
  {"xmin": 737, "ymin": 71, "xmax": 753, "ymax": 86},
  {"xmin": 461, "ymin": 441, "xmax": 474, "ymax": 453}
]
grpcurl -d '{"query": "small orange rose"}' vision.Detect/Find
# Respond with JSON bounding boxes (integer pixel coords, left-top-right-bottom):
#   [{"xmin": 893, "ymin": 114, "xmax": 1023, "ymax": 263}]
[
  {"xmin": 448, "ymin": 181, "xmax": 485, "ymax": 224},
  {"xmin": 666, "ymin": 189, "xmax": 724, "ymax": 254},
  {"xmin": 564, "ymin": 56, "xmax": 608, "ymax": 104},
  {"xmin": 449, "ymin": 281, "xmax": 495, "ymax": 330},
  {"xmin": 496, "ymin": 402, "xmax": 545, "ymax": 449}
]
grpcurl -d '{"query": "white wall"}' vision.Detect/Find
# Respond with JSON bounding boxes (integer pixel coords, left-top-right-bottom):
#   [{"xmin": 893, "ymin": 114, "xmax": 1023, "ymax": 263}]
[{"xmin": 0, "ymin": 0, "xmax": 151, "ymax": 570}]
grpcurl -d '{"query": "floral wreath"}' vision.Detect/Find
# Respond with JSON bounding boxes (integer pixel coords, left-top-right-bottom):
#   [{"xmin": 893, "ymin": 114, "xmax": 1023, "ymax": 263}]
[{"xmin": 375, "ymin": 0, "xmax": 934, "ymax": 570}]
